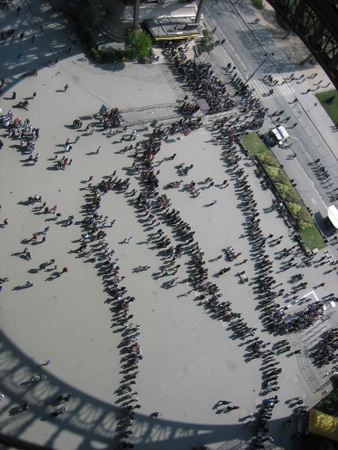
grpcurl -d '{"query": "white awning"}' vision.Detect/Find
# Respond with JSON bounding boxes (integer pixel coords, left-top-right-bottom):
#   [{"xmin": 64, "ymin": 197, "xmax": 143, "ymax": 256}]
[
  {"xmin": 272, "ymin": 126, "xmax": 289, "ymax": 142},
  {"xmin": 328, "ymin": 205, "xmax": 338, "ymax": 229}
]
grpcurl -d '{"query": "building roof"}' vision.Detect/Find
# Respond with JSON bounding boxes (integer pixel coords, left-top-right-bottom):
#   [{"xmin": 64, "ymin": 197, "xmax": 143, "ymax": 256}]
[{"xmin": 146, "ymin": 18, "xmax": 199, "ymax": 41}]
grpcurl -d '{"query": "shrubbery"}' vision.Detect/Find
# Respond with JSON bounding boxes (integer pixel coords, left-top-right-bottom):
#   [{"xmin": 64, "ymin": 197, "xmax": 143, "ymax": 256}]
[
  {"xmin": 100, "ymin": 46, "xmax": 124, "ymax": 63},
  {"xmin": 124, "ymin": 30, "xmax": 152, "ymax": 62},
  {"xmin": 261, "ymin": 153, "xmax": 279, "ymax": 167},
  {"xmin": 264, "ymin": 165, "xmax": 279, "ymax": 180},
  {"xmin": 242, "ymin": 132, "xmax": 325, "ymax": 248},
  {"xmin": 287, "ymin": 202, "xmax": 302, "ymax": 218},
  {"xmin": 275, "ymin": 170, "xmax": 289, "ymax": 185},
  {"xmin": 257, "ymin": 151, "xmax": 313, "ymax": 231},
  {"xmin": 252, "ymin": 0, "xmax": 264, "ymax": 9},
  {"xmin": 275, "ymin": 182, "xmax": 290, "ymax": 199},
  {"xmin": 63, "ymin": 4, "xmax": 124, "ymax": 64},
  {"xmin": 197, "ymin": 29, "xmax": 214, "ymax": 53},
  {"xmin": 298, "ymin": 207, "xmax": 312, "ymax": 223},
  {"xmin": 298, "ymin": 220, "xmax": 313, "ymax": 231}
]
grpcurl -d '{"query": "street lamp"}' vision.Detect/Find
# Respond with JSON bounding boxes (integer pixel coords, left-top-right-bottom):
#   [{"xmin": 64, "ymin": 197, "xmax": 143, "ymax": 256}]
[
  {"xmin": 245, "ymin": 52, "xmax": 274, "ymax": 84},
  {"xmin": 307, "ymin": 102, "xmax": 317, "ymax": 113}
]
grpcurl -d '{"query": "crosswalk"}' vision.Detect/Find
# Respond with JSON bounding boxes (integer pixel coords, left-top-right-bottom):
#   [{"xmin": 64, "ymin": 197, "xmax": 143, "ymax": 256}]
[{"xmin": 247, "ymin": 74, "xmax": 295, "ymax": 99}]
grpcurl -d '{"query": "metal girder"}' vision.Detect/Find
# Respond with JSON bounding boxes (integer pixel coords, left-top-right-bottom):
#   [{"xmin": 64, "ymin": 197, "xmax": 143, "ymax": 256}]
[{"xmin": 267, "ymin": 0, "xmax": 338, "ymax": 90}]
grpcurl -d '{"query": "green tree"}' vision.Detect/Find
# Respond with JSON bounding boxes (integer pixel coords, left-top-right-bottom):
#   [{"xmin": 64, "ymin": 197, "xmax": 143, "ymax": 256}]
[
  {"xmin": 260, "ymin": 153, "xmax": 279, "ymax": 167},
  {"xmin": 275, "ymin": 170, "xmax": 290, "ymax": 185},
  {"xmin": 284, "ymin": 189, "xmax": 301, "ymax": 203},
  {"xmin": 275, "ymin": 182, "xmax": 290, "ymax": 199},
  {"xmin": 252, "ymin": 0, "xmax": 264, "ymax": 9},
  {"xmin": 125, "ymin": 30, "xmax": 152, "ymax": 61},
  {"xmin": 287, "ymin": 202, "xmax": 302, "ymax": 218},
  {"xmin": 298, "ymin": 220, "xmax": 312, "ymax": 231},
  {"xmin": 197, "ymin": 29, "xmax": 214, "ymax": 53},
  {"xmin": 298, "ymin": 207, "xmax": 312, "ymax": 223},
  {"xmin": 264, "ymin": 165, "xmax": 279, "ymax": 180}
]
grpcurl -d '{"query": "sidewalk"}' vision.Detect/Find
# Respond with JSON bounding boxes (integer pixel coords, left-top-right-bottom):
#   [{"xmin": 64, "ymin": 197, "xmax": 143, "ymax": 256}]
[{"xmin": 203, "ymin": 3, "xmax": 338, "ymax": 164}]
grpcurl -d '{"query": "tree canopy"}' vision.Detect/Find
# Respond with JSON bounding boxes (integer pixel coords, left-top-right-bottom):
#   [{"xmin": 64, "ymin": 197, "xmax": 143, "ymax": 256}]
[{"xmin": 124, "ymin": 30, "xmax": 152, "ymax": 61}]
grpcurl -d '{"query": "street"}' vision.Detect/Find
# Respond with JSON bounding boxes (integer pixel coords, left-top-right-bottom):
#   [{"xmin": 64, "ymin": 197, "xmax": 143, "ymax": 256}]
[{"xmin": 203, "ymin": 0, "xmax": 338, "ymax": 221}]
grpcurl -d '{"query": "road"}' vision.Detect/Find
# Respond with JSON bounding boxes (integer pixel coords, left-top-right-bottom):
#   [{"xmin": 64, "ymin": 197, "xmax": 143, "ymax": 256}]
[
  {"xmin": 204, "ymin": 0, "xmax": 294, "ymax": 82},
  {"xmin": 203, "ymin": 0, "xmax": 338, "ymax": 225}
]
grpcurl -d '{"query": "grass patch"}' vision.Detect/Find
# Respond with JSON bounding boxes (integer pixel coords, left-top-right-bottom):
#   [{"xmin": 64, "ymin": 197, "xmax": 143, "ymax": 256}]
[
  {"xmin": 242, "ymin": 132, "xmax": 266, "ymax": 156},
  {"xmin": 316, "ymin": 90, "xmax": 338, "ymax": 124},
  {"xmin": 252, "ymin": 0, "xmax": 264, "ymax": 9},
  {"xmin": 241, "ymin": 132, "xmax": 326, "ymax": 250},
  {"xmin": 299, "ymin": 226, "xmax": 326, "ymax": 251}
]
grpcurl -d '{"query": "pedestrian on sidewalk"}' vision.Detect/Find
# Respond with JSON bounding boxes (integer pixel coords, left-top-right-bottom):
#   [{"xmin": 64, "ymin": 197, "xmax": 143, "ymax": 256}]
[
  {"xmin": 41, "ymin": 359, "xmax": 52, "ymax": 366},
  {"xmin": 60, "ymin": 267, "xmax": 68, "ymax": 275}
]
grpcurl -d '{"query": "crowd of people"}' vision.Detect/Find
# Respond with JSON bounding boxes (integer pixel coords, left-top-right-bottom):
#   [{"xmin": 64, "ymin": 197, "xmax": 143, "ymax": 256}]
[
  {"xmin": 310, "ymin": 327, "xmax": 338, "ymax": 368},
  {"xmin": 1, "ymin": 18, "xmax": 337, "ymax": 449},
  {"xmin": 166, "ymin": 46, "xmax": 237, "ymax": 114},
  {"xmin": 310, "ymin": 159, "xmax": 338, "ymax": 203}
]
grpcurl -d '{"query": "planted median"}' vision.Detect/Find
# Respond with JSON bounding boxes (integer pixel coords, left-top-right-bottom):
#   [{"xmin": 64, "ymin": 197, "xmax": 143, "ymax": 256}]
[{"xmin": 241, "ymin": 132, "xmax": 325, "ymax": 250}]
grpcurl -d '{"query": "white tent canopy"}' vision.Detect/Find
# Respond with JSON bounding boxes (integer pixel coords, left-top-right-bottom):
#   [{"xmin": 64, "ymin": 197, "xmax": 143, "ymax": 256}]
[{"xmin": 328, "ymin": 205, "xmax": 338, "ymax": 229}]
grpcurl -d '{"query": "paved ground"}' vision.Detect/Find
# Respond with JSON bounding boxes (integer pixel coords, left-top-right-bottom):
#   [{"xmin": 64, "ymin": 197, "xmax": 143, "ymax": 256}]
[{"xmin": 0, "ymin": 2, "xmax": 338, "ymax": 450}]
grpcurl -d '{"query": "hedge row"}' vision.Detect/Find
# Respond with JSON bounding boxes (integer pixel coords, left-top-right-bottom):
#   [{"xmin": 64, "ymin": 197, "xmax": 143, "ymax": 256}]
[{"xmin": 257, "ymin": 152, "xmax": 313, "ymax": 231}]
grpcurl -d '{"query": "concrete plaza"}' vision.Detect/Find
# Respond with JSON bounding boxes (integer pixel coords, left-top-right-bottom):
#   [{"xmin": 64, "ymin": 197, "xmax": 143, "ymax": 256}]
[{"xmin": 0, "ymin": 2, "xmax": 337, "ymax": 450}]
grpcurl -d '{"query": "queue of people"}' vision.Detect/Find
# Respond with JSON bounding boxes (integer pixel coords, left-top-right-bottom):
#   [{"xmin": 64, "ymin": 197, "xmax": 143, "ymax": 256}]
[{"xmin": 1, "ymin": 20, "xmax": 337, "ymax": 449}]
